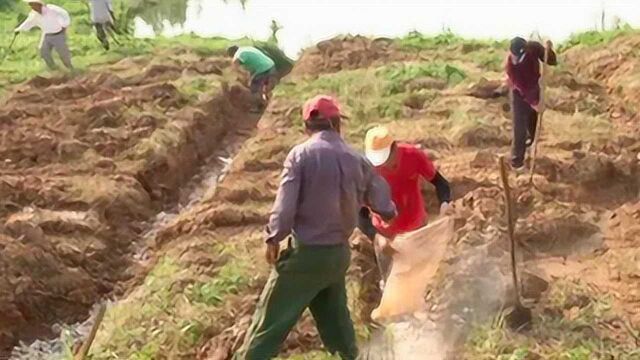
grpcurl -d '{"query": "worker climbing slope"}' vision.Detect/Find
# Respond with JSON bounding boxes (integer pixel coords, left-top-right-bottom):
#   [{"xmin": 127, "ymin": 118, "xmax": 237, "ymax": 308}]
[
  {"xmin": 506, "ymin": 36, "xmax": 557, "ymax": 170},
  {"xmin": 359, "ymin": 126, "xmax": 452, "ymax": 289},
  {"xmin": 235, "ymin": 96, "xmax": 397, "ymax": 360},
  {"xmin": 14, "ymin": 0, "xmax": 74, "ymax": 71},
  {"xmin": 227, "ymin": 44, "xmax": 278, "ymax": 112}
]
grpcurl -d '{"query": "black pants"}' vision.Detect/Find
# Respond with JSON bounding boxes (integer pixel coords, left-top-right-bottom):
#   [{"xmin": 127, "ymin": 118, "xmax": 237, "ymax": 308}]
[
  {"xmin": 95, "ymin": 23, "xmax": 110, "ymax": 50},
  {"xmin": 357, "ymin": 208, "xmax": 392, "ymax": 282},
  {"xmin": 511, "ymin": 90, "xmax": 538, "ymax": 168}
]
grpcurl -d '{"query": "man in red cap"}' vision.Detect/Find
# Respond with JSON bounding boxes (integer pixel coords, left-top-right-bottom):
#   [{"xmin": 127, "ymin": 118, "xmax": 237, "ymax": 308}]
[{"xmin": 236, "ymin": 95, "xmax": 397, "ymax": 360}]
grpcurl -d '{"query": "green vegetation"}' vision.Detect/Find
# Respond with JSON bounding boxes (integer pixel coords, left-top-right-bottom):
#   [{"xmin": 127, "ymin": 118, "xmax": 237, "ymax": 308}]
[
  {"xmin": 398, "ymin": 30, "xmax": 502, "ymax": 51},
  {"xmin": 560, "ymin": 24, "xmax": 638, "ymax": 51},
  {"xmin": 91, "ymin": 240, "xmax": 258, "ymax": 359},
  {"xmin": 0, "ymin": 0, "xmax": 250, "ymax": 93},
  {"xmin": 275, "ymin": 61, "xmax": 468, "ymax": 146},
  {"xmin": 465, "ymin": 280, "xmax": 640, "ymax": 360}
]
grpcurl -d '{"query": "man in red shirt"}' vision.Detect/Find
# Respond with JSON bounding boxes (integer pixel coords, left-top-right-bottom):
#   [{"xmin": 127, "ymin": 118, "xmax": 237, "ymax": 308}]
[
  {"xmin": 358, "ymin": 125, "xmax": 452, "ymax": 285},
  {"xmin": 505, "ymin": 36, "xmax": 557, "ymax": 170}
]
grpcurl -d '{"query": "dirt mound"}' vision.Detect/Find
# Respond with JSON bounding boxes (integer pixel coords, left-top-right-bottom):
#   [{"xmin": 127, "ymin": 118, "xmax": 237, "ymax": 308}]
[
  {"xmin": 293, "ymin": 35, "xmax": 410, "ymax": 76},
  {"xmin": 69, "ymin": 33, "xmax": 640, "ymax": 359},
  {"xmin": 0, "ymin": 51, "xmax": 255, "ymax": 354},
  {"xmin": 564, "ymin": 35, "xmax": 640, "ymax": 128}
]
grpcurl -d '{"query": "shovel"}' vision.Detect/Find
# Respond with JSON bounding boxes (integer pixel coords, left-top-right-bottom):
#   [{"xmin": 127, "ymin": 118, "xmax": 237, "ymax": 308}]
[
  {"xmin": 8, "ymin": 32, "xmax": 18, "ymax": 53},
  {"xmin": 528, "ymin": 40, "xmax": 551, "ymax": 184},
  {"xmin": 499, "ymin": 156, "xmax": 532, "ymax": 330},
  {"xmin": 1, "ymin": 33, "xmax": 18, "ymax": 60}
]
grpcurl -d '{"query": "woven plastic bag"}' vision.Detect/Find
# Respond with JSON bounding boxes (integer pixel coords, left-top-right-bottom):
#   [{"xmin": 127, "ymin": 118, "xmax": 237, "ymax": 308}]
[{"xmin": 371, "ymin": 216, "xmax": 454, "ymax": 321}]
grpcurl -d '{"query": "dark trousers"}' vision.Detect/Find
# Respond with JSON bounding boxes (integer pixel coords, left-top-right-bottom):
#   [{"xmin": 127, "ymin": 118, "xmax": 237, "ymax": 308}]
[
  {"xmin": 511, "ymin": 89, "xmax": 538, "ymax": 168},
  {"xmin": 94, "ymin": 23, "xmax": 111, "ymax": 50},
  {"xmin": 357, "ymin": 209, "xmax": 392, "ymax": 282},
  {"xmin": 235, "ymin": 240, "xmax": 358, "ymax": 360}
]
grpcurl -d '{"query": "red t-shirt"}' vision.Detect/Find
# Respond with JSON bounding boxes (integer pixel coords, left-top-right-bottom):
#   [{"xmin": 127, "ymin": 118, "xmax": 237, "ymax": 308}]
[{"xmin": 371, "ymin": 143, "xmax": 436, "ymax": 237}]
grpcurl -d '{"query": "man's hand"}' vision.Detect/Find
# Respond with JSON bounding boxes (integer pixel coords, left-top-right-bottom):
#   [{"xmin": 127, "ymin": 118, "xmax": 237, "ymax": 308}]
[
  {"xmin": 545, "ymin": 40, "xmax": 553, "ymax": 50},
  {"xmin": 376, "ymin": 236, "xmax": 397, "ymax": 257},
  {"xmin": 266, "ymin": 241, "xmax": 280, "ymax": 265},
  {"xmin": 533, "ymin": 101, "xmax": 545, "ymax": 113},
  {"xmin": 440, "ymin": 202, "xmax": 454, "ymax": 216}
]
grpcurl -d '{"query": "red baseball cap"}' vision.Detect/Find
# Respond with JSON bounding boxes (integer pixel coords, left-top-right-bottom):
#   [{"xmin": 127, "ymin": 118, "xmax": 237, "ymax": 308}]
[{"xmin": 302, "ymin": 95, "xmax": 348, "ymax": 122}]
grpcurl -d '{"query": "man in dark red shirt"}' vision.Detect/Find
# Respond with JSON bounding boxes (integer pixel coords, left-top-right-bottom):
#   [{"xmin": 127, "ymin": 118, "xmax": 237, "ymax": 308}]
[
  {"xmin": 358, "ymin": 125, "xmax": 452, "ymax": 285},
  {"xmin": 505, "ymin": 36, "xmax": 557, "ymax": 170}
]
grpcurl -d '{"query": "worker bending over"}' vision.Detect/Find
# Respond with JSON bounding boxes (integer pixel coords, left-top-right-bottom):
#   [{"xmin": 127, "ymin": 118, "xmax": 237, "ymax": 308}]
[
  {"xmin": 14, "ymin": 0, "xmax": 74, "ymax": 70},
  {"xmin": 359, "ymin": 125, "xmax": 452, "ymax": 287}
]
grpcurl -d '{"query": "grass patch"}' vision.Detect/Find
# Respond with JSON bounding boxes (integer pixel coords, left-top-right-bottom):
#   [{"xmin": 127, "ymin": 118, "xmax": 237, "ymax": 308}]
[
  {"xmin": 397, "ymin": 30, "xmax": 504, "ymax": 52},
  {"xmin": 91, "ymin": 239, "xmax": 257, "ymax": 360},
  {"xmin": 275, "ymin": 61, "xmax": 467, "ymax": 146},
  {"xmin": 0, "ymin": 1, "xmax": 246, "ymax": 94},
  {"xmin": 560, "ymin": 24, "xmax": 638, "ymax": 51},
  {"xmin": 377, "ymin": 62, "xmax": 466, "ymax": 95},
  {"xmin": 464, "ymin": 280, "xmax": 640, "ymax": 360}
]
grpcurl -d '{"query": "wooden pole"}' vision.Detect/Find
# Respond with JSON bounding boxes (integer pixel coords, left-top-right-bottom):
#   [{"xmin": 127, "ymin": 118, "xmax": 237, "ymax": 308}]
[
  {"xmin": 528, "ymin": 41, "xmax": 551, "ymax": 184},
  {"xmin": 499, "ymin": 156, "xmax": 521, "ymax": 304},
  {"xmin": 7, "ymin": 33, "xmax": 18, "ymax": 53},
  {"xmin": 74, "ymin": 303, "xmax": 107, "ymax": 360}
]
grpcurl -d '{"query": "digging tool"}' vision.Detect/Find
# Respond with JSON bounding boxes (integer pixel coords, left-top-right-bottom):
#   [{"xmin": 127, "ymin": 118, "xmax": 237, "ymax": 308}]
[
  {"xmin": 74, "ymin": 302, "xmax": 107, "ymax": 360},
  {"xmin": 528, "ymin": 40, "xmax": 551, "ymax": 183},
  {"xmin": 2, "ymin": 32, "xmax": 18, "ymax": 59},
  {"xmin": 499, "ymin": 155, "xmax": 532, "ymax": 329},
  {"xmin": 8, "ymin": 32, "xmax": 18, "ymax": 53}
]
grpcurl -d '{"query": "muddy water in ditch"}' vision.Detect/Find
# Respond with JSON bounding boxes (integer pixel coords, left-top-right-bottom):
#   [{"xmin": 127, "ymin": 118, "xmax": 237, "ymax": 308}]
[{"xmin": 10, "ymin": 127, "xmax": 255, "ymax": 360}]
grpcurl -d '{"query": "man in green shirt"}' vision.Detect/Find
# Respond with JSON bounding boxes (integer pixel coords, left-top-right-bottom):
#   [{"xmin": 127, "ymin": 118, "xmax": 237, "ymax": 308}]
[{"xmin": 227, "ymin": 45, "xmax": 277, "ymax": 111}]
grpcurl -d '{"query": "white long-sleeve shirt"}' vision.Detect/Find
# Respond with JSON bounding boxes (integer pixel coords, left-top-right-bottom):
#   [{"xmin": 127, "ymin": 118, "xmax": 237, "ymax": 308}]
[
  {"xmin": 89, "ymin": 0, "xmax": 113, "ymax": 24},
  {"xmin": 15, "ymin": 4, "xmax": 71, "ymax": 34}
]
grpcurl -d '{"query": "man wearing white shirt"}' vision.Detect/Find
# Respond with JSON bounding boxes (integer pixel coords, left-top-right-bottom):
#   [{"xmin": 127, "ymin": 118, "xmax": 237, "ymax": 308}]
[{"xmin": 14, "ymin": 0, "xmax": 74, "ymax": 70}]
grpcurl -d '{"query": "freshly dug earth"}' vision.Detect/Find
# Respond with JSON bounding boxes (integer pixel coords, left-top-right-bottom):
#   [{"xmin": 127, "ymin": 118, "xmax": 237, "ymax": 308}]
[
  {"xmin": 20, "ymin": 32, "xmax": 640, "ymax": 359},
  {"xmin": 0, "ymin": 50, "xmax": 255, "ymax": 354},
  {"xmin": 194, "ymin": 34, "xmax": 638, "ymax": 358}
]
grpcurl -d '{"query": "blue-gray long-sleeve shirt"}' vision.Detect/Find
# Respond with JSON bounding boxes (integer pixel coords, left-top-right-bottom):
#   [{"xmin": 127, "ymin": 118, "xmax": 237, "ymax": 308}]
[{"xmin": 266, "ymin": 130, "xmax": 397, "ymax": 246}]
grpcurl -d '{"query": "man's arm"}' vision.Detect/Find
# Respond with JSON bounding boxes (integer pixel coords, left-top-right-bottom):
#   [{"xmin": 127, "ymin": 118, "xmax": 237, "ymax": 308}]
[
  {"xmin": 265, "ymin": 148, "xmax": 302, "ymax": 244},
  {"xmin": 430, "ymin": 171, "xmax": 452, "ymax": 204},
  {"xmin": 529, "ymin": 41, "xmax": 557, "ymax": 66},
  {"xmin": 415, "ymin": 149, "xmax": 451, "ymax": 205},
  {"xmin": 106, "ymin": 0, "xmax": 116, "ymax": 21},
  {"xmin": 15, "ymin": 12, "xmax": 37, "ymax": 32}
]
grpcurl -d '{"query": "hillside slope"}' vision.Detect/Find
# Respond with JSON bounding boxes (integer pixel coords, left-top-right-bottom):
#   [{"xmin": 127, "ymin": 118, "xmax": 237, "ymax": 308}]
[
  {"xmin": 2, "ymin": 29, "xmax": 640, "ymax": 360},
  {"xmin": 0, "ymin": 42, "xmax": 260, "ymax": 355}
]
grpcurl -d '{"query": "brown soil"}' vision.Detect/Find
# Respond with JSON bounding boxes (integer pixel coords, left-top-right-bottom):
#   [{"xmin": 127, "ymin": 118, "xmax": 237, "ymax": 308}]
[
  {"xmin": 5, "ymin": 32, "xmax": 640, "ymax": 359},
  {"xmin": 190, "ymin": 35, "xmax": 640, "ymax": 358},
  {"xmin": 0, "ymin": 51, "xmax": 256, "ymax": 353}
]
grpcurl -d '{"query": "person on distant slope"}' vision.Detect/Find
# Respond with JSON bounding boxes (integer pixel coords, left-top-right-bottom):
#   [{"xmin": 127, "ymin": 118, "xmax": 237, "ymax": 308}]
[
  {"xmin": 88, "ymin": 0, "xmax": 116, "ymax": 50},
  {"xmin": 14, "ymin": 0, "xmax": 74, "ymax": 71},
  {"xmin": 227, "ymin": 45, "xmax": 277, "ymax": 112},
  {"xmin": 235, "ymin": 96, "xmax": 396, "ymax": 360},
  {"xmin": 358, "ymin": 126, "xmax": 452, "ymax": 288},
  {"xmin": 506, "ymin": 36, "xmax": 557, "ymax": 171}
]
